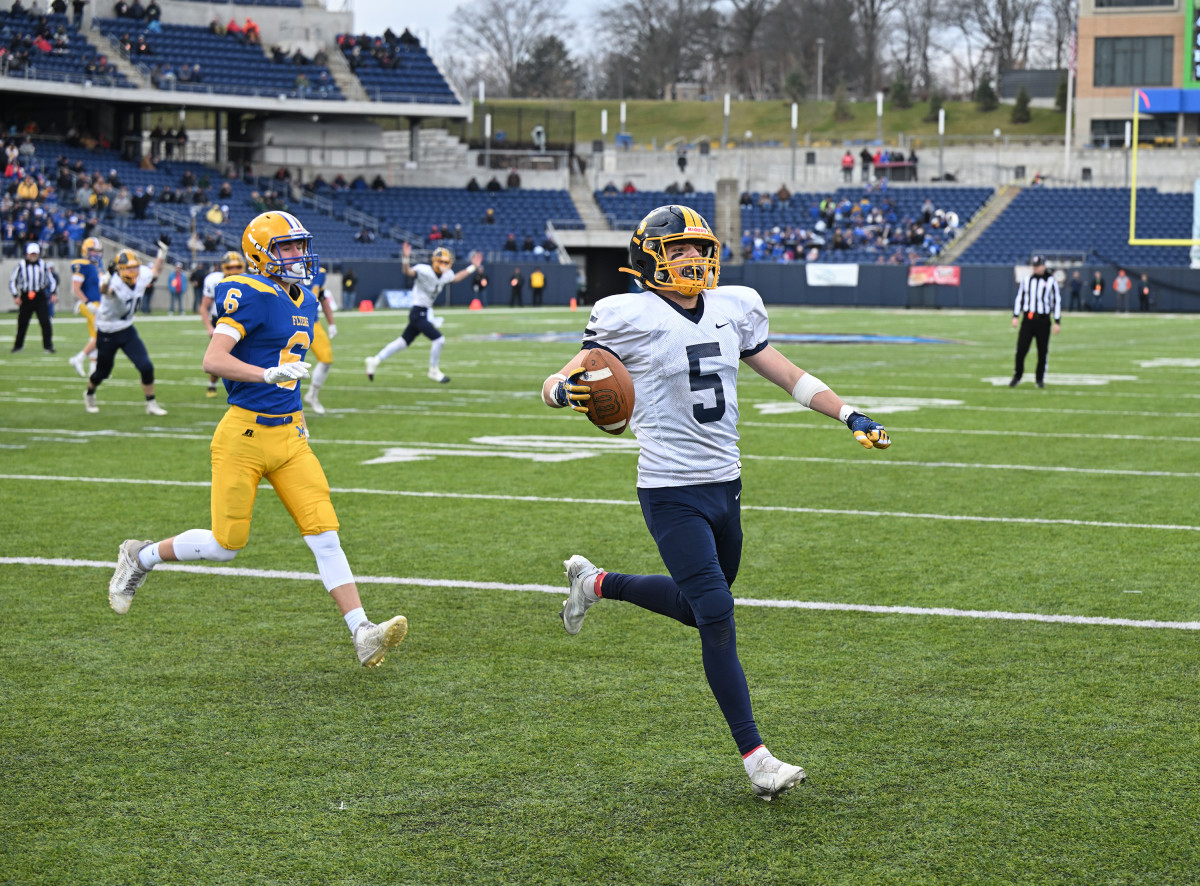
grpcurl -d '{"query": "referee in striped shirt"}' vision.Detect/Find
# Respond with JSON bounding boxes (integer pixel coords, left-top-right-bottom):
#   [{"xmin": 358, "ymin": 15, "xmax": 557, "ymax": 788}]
[
  {"xmin": 1010, "ymin": 255, "xmax": 1060, "ymax": 389},
  {"xmin": 9, "ymin": 242, "xmax": 58, "ymax": 354}
]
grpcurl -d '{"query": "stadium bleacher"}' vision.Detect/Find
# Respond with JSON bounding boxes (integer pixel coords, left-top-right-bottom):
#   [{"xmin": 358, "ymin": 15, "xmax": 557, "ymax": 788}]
[
  {"xmin": 337, "ymin": 32, "xmax": 457, "ymax": 105},
  {"xmin": 958, "ymin": 187, "xmax": 1193, "ymax": 266},
  {"xmin": 0, "ymin": 10, "xmax": 134, "ymax": 88},
  {"xmin": 92, "ymin": 19, "xmax": 344, "ymax": 100}
]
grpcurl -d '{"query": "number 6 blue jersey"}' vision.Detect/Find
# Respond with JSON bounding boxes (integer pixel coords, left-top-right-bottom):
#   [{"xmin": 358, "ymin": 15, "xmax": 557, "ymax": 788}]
[
  {"xmin": 582, "ymin": 286, "xmax": 769, "ymax": 488},
  {"xmin": 214, "ymin": 272, "xmax": 319, "ymax": 415}
]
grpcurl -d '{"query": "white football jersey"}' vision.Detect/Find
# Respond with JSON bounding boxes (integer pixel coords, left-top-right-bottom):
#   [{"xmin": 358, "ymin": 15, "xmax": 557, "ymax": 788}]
[
  {"xmin": 410, "ymin": 263, "xmax": 454, "ymax": 309},
  {"xmin": 96, "ymin": 266, "xmax": 154, "ymax": 333},
  {"xmin": 583, "ymin": 286, "xmax": 769, "ymax": 488},
  {"xmin": 203, "ymin": 270, "xmax": 226, "ymax": 319}
]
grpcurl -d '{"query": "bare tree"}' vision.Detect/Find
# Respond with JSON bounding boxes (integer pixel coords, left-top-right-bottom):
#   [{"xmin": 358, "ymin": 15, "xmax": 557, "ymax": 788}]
[
  {"xmin": 889, "ymin": 0, "xmax": 948, "ymax": 96},
  {"xmin": 852, "ymin": 0, "xmax": 901, "ymax": 94},
  {"xmin": 727, "ymin": 0, "xmax": 773, "ymax": 99},
  {"xmin": 448, "ymin": 0, "xmax": 572, "ymax": 97},
  {"xmin": 593, "ymin": 0, "xmax": 722, "ymax": 99},
  {"xmin": 961, "ymin": 0, "xmax": 1044, "ymax": 78}
]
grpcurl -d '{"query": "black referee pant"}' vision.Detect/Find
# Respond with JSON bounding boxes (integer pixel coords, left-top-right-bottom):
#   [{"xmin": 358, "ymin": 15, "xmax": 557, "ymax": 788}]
[
  {"xmin": 1013, "ymin": 314, "xmax": 1052, "ymax": 384},
  {"xmin": 13, "ymin": 291, "xmax": 53, "ymax": 351}
]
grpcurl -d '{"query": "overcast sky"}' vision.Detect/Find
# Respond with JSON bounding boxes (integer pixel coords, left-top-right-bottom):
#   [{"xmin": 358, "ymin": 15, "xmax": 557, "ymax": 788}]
[{"xmin": 336, "ymin": 0, "xmax": 594, "ymax": 60}]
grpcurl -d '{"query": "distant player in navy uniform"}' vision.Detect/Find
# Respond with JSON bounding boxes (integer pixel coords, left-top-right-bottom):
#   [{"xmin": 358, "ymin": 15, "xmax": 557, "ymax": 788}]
[
  {"xmin": 200, "ymin": 251, "xmax": 248, "ymax": 398},
  {"xmin": 365, "ymin": 241, "xmax": 482, "ymax": 384},
  {"xmin": 540, "ymin": 204, "xmax": 893, "ymax": 801},
  {"xmin": 69, "ymin": 237, "xmax": 104, "ymax": 378},
  {"xmin": 302, "ymin": 264, "xmax": 337, "ymax": 415},
  {"xmin": 107, "ymin": 211, "xmax": 408, "ymax": 669}
]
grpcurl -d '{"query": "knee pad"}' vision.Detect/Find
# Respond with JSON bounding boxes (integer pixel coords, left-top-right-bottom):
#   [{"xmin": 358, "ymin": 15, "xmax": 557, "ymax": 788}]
[
  {"xmin": 173, "ymin": 528, "xmax": 239, "ymax": 562},
  {"xmin": 304, "ymin": 530, "xmax": 354, "ymax": 591},
  {"xmin": 139, "ymin": 364, "xmax": 155, "ymax": 386}
]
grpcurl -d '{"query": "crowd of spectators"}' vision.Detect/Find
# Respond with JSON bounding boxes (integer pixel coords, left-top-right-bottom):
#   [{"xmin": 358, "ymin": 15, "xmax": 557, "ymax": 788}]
[
  {"xmin": 337, "ymin": 27, "xmax": 420, "ymax": 72},
  {"xmin": 0, "ymin": 7, "xmax": 108, "ymax": 79}
]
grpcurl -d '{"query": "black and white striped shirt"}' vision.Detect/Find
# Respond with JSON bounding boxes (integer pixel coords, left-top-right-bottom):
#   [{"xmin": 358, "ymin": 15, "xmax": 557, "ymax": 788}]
[
  {"xmin": 1014, "ymin": 273, "xmax": 1060, "ymax": 322},
  {"xmin": 9, "ymin": 259, "xmax": 58, "ymax": 298}
]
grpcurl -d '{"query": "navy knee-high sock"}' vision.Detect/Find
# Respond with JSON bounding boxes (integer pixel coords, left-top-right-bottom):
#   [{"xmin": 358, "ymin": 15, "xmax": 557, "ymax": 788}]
[
  {"xmin": 599, "ymin": 572, "xmax": 697, "ymax": 626},
  {"xmin": 698, "ymin": 616, "xmax": 762, "ymax": 755}
]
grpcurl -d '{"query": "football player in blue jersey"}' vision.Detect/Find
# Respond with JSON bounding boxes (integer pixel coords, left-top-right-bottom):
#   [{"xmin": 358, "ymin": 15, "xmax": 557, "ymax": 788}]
[
  {"xmin": 108, "ymin": 211, "xmax": 408, "ymax": 669},
  {"xmin": 68, "ymin": 237, "xmax": 104, "ymax": 378},
  {"xmin": 540, "ymin": 205, "xmax": 893, "ymax": 800}
]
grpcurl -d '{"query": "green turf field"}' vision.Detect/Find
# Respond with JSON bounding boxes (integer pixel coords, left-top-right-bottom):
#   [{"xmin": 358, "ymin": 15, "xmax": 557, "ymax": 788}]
[{"xmin": 2, "ymin": 303, "xmax": 1198, "ymax": 885}]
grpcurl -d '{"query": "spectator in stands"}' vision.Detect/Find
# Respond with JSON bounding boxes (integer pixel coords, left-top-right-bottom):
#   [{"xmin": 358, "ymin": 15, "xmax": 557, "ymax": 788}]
[
  {"xmin": 72, "ymin": 0, "xmax": 84, "ymax": 26},
  {"xmin": 244, "ymin": 18, "xmax": 260, "ymax": 46},
  {"xmin": 907, "ymin": 148, "xmax": 918, "ymax": 178},
  {"xmin": 354, "ymin": 226, "xmax": 375, "ymax": 244},
  {"xmin": 1089, "ymin": 270, "xmax": 1105, "ymax": 312},
  {"xmin": 202, "ymin": 229, "xmax": 219, "ymax": 251},
  {"xmin": 426, "ymin": 223, "xmax": 441, "ymax": 245},
  {"xmin": 776, "ymin": 184, "xmax": 791, "ymax": 203},
  {"xmin": 177, "ymin": 63, "xmax": 193, "ymax": 84},
  {"xmin": 921, "ymin": 197, "xmax": 934, "ymax": 224},
  {"xmin": 131, "ymin": 186, "xmax": 151, "ymax": 220},
  {"xmin": 664, "ymin": 182, "xmax": 680, "ymax": 196},
  {"xmin": 681, "ymin": 180, "xmax": 694, "ymax": 194},
  {"xmin": 205, "ymin": 203, "xmax": 224, "ymax": 226},
  {"xmin": 208, "ymin": 17, "xmax": 225, "ymax": 35},
  {"xmin": 521, "ymin": 234, "xmax": 535, "ymax": 252},
  {"xmin": 842, "ymin": 150, "xmax": 854, "ymax": 182},
  {"xmin": 738, "ymin": 190, "xmax": 752, "ymax": 207},
  {"xmin": 110, "ymin": 186, "xmax": 132, "ymax": 224},
  {"xmin": 186, "ymin": 229, "xmax": 203, "ymax": 253},
  {"xmin": 485, "ymin": 176, "xmax": 502, "ymax": 192},
  {"xmin": 128, "ymin": 0, "xmax": 143, "ymax": 19},
  {"xmin": 176, "ymin": 125, "xmax": 188, "ymax": 158},
  {"xmin": 16, "ymin": 174, "xmax": 38, "ymax": 203},
  {"xmin": 113, "ymin": 0, "xmax": 128, "ymax": 16},
  {"xmin": 622, "ymin": 181, "xmax": 636, "ymax": 194},
  {"xmin": 313, "ymin": 49, "xmax": 327, "ymax": 66},
  {"xmin": 294, "ymin": 71, "xmax": 310, "ymax": 99},
  {"xmin": 506, "ymin": 167, "xmax": 521, "ymax": 189},
  {"xmin": 350, "ymin": 174, "xmax": 367, "ymax": 190},
  {"xmin": 541, "ymin": 234, "xmax": 556, "ymax": 252},
  {"xmin": 163, "ymin": 128, "xmax": 175, "ymax": 159},
  {"xmin": 180, "ymin": 169, "xmax": 195, "ymax": 189},
  {"xmin": 1112, "ymin": 268, "xmax": 1133, "ymax": 313},
  {"xmin": 226, "ymin": 18, "xmax": 244, "ymax": 43},
  {"xmin": 399, "ymin": 27, "xmax": 418, "ymax": 46},
  {"xmin": 145, "ymin": 0, "xmax": 159, "ymax": 19},
  {"xmin": 292, "ymin": 48, "xmax": 310, "ymax": 65},
  {"xmin": 1067, "ymin": 270, "xmax": 1082, "ymax": 311},
  {"xmin": 271, "ymin": 45, "xmax": 288, "ymax": 64},
  {"xmin": 502, "ymin": 233, "xmax": 517, "ymax": 252},
  {"xmin": 332, "ymin": 174, "xmax": 347, "ymax": 190},
  {"xmin": 482, "ymin": 207, "xmax": 495, "ymax": 224}
]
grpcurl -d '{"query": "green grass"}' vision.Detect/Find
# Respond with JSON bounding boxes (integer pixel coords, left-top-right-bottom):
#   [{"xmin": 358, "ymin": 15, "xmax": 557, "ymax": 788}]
[{"xmin": 2, "ymin": 304, "xmax": 1199, "ymax": 885}]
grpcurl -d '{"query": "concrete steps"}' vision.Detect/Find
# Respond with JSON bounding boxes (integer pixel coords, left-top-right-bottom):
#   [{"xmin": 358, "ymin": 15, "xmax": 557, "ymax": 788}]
[{"xmin": 938, "ymin": 185, "xmax": 1022, "ymax": 264}]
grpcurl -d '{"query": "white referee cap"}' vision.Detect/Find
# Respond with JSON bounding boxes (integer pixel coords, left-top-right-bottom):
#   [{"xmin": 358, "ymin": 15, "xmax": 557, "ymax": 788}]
[{"xmin": 25, "ymin": 242, "xmax": 40, "ymax": 255}]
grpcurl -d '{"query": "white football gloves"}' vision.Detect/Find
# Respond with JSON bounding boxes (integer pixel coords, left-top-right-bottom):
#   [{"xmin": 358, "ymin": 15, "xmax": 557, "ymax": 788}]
[
  {"xmin": 263, "ymin": 361, "xmax": 312, "ymax": 384},
  {"xmin": 327, "ymin": 323, "xmax": 338, "ymax": 340}
]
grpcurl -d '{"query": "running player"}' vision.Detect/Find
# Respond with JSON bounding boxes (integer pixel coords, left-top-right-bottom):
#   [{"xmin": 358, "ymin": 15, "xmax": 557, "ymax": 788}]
[
  {"xmin": 200, "ymin": 251, "xmax": 246, "ymax": 398},
  {"xmin": 85, "ymin": 243, "xmax": 169, "ymax": 416},
  {"xmin": 107, "ymin": 211, "xmax": 407, "ymax": 669},
  {"xmin": 68, "ymin": 237, "xmax": 104, "ymax": 378},
  {"xmin": 541, "ymin": 205, "xmax": 892, "ymax": 801},
  {"xmin": 303, "ymin": 263, "xmax": 336, "ymax": 415},
  {"xmin": 364, "ymin": 242, "xmax": 481, "ymax": 384}
]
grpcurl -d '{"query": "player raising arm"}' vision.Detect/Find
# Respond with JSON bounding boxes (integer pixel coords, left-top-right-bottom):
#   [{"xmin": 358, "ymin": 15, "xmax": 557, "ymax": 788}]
[
  {"xmin": 365, "ymin": 242, "xmax": 481, "ymax": 384},
  {"xmin": 540, "ymin": 204, "xmax": 891, "ymax": 801},
  {"xmin": 108, "ymin": 211, "xmax": 407, "ymax": 669}
]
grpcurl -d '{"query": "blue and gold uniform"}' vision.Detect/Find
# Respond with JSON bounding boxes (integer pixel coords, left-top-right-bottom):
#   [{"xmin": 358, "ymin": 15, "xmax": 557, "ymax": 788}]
[
  {"xmin": 210, "ymin": 271, "xmax": 336, "ymax": 550},
  {"xmin": 72, "ymin": 258, "xmax": 101, "ymax": 339}
]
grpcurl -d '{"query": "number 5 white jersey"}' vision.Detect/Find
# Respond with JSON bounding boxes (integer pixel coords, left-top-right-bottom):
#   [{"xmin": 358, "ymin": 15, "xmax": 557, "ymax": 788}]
[{"xmin": 582, "ymin": 286, "xmax": 769, "ymax": 488}]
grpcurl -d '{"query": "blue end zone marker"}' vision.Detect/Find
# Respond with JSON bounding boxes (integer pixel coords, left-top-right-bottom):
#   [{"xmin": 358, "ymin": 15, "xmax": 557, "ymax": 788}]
[{"xmin": 472, "ymin": 332, "xmax": 965, "ymax": 345}]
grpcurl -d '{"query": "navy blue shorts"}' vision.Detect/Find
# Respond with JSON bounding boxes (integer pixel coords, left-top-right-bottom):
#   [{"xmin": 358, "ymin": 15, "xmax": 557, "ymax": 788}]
[
  {"xmin": 637, "ymin": 478, "xmax": 742, "ymax": 626},
  {"xmin": 401, "ymin": 306, "xmax": 442, "ymax": 345},
  {"xmin": 93, "ymin": 325, "xmax": 153, "ymax": 384}
]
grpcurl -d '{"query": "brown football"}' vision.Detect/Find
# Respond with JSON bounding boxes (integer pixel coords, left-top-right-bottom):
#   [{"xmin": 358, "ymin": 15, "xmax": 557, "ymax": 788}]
[{"xmin": 578, "ymin": 349, "xmax": 635, "ymax": 435}]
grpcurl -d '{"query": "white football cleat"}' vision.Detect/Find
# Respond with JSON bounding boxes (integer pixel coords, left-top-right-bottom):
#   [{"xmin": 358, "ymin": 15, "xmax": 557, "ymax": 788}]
[
  {"xmin": 145, "ymin": 399, "xmax": 168, "ymax": 416},
  {"xmin": 427, "ymin": 368, "xmax": 450, "ymax": 383},
  {"xmin": 69, "ymin": 353, "xmax": 87, "ymax": 377},
  {"xmin": 749, "ymin": 756, "xmax": 806, "ymax": 802},
  {"xmin": 109, "ymin": 539, "xmax": 154, "ymax": 614},
  {"xmin": 562, "ymin": 554, "xmax": 602, "ymax": 635},
  {"xmin": 304, "ymin": 390, "xmax": 325, "ymax": 415},
  {"xmin": 354, "ymin": 615, "xmax": 408, "ymax": 668},
  {"xmin": 84, "ymin": 390, "xmax": 99, "ymax": 413},
  {"xmin": 365, "ymin": 356, "xmax": 379, "ymax": 381}
]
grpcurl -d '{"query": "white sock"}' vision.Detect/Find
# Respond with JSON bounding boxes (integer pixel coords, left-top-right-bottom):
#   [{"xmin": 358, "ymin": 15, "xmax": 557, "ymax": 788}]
[
  {"xmin": 344, "ymin": 606, "xmax": 368, "ymax": 636},
  {"xmin": 74, "ymin": 349, "xmax": 86, "ymax": 361},
  {"xmin": 377, "ymin": 337, "xmax": 408, "ymax": 361},
  {"xmin": 430, "ymin": 337, "xmax": 445, "ymax": 370},
  {"xmin": 138, "ymin": 543, "xmax": 163, "ymax": 569},
  {"xmin": 742, "ymin": 745, "xmax": 769, "ymax": 777},
  {"xmin": 310, "ymin": 362, "xmax": 330, "ymax": 391}
]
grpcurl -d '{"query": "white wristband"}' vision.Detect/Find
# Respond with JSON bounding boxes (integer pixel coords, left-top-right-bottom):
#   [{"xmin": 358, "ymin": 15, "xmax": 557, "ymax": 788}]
[
  {"xmin": 838, "ymin": 403, "xmax": 856, "ymax": 424},
  {"xmin": 542, "ymin": 373, "xmax": 567, "ymax": 408},
  {"xmin": 791, "ymin": 373, "xmax": 830, "ymax": 408}
]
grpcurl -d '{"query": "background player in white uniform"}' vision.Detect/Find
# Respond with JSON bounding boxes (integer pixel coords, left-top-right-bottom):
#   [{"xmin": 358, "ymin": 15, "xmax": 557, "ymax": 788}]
[
  {"xmin": 85, "ymin": 243, "xmax": 168, "ymax": 416},
  {"xmin": 200, "ymin": 251, "xmax": 246, "ymax": 397},
  {"xmin": 540, "ymin": 205, "xmax": 892, "ymax": 801},
  {"xmin": 303, "ymin": 264, "xmax": 336, "ymax": 415},
  {"xmin": 365, "ymin": 242, "xmax": 481, "ymax": 384}
]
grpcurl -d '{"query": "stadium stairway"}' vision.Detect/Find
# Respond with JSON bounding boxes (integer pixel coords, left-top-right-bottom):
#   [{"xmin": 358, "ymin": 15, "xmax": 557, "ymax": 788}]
[
  {"xmin": 568, "ymin": 177, "xmax": 610, "ymax": 232},
  {"xmin": 324, "ymin": 49, "xmax": 367, "ymax": 102},
  {"xmin": 937, "ymin": 185, "xmax": 1022, "ymax": 265},
  {"xmin": 382, "ymin": 129, "xmax": 469, "ymax": 172},
  {"xmin": 97, "ymin": 40, "xmax": 147, "ymax": 87}
]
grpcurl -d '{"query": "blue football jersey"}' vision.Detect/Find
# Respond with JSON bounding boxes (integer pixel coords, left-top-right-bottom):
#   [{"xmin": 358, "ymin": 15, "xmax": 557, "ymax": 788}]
[
  {"xmin": 71, "ymin": 260, "xmax": 101, "ymax": 303},
  {"xmin": 214, "ymin": 273, "xmax": 319, "ymax": 415},
  {"xmin": 311, "ymin": 266, "xmax": 327, "ymax": 296}
]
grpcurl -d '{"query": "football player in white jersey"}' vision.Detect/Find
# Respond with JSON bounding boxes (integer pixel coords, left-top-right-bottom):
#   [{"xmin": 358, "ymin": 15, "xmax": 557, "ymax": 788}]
[
  {"xmin": 85, "ymin": 242, "xmax": 169, "ymax": 416},
  {"xmin": 199, "ymin": 251, "xmax": 246, "ymax": 397},
  {"xmin": 365, "ymin": 241, "xmax": 482, "ymax": 384},
  {"xmin": 539, "ymin": 205, "xmax": 892, "ymax": 802}
]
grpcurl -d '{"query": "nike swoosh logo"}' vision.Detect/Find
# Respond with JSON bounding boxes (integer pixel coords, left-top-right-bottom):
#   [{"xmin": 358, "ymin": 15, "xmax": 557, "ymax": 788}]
[
  {"xmin": 735, "ymin": 492, "xmax": 741, "ymax": 500},
  {"xmin": 716, "ymin": 322, "xmax": 729, "ymax": 328}
]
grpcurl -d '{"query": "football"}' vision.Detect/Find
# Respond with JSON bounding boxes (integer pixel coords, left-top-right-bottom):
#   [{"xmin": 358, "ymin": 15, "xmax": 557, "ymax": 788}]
[{"xmin": 578, "ymin": 349, "xmax": 635, "ymax": 435}]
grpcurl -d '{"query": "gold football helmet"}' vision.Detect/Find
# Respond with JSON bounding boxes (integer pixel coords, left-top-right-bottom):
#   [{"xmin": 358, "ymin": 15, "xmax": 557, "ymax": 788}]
[
  {"xmin": 220, "ymin": 250, "xmax": 246, "ymax": 276},
  {"xmin": 431, "ymin": 246, "xmax": 454, "ymax": 275},
  {"xmin": 241, "ymin": 211, "xmax": 318, "ymax": 281},
  {"xmin": 81, "ymin": 236, "xmax": 103, "ymax": 263},
  {"xmin": 620, "ymin": 204, "xmax": 720, "ymax": 298},
  {"xmin": 114, "ymin": 250, "xmax": 141, "ymax": 286}
]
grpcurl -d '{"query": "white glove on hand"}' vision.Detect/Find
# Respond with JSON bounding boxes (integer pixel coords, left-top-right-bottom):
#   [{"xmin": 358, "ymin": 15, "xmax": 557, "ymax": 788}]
[
  {"xmin": 327, "ymin": 323, "xmax": 338, "ymax": 340},
  {"xmin": 263, "ymin": 361, "xmax": 312, "ymax": 384}
]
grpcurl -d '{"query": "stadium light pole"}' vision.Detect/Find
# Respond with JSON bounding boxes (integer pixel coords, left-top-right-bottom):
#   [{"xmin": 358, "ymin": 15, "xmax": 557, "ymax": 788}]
[
  {"xmin": 816, "ymin": 39, "xmax": 824, "ymax": 104},
  {"xmin": 484, "ymin": 113, "xmax": 491, "ymax": 173},
  {"xmin": 722, "ymin": 93, "xmax": 730, "ymax": 149},
  {"xmin": 876, "ymin": 91, "xmax": 884, "ymax": 145},
  {"xmin": 938, "ymin": 107, "xmax": 945, "ymax": 180},
  {"xmin": 791, "ymin": 102, "xmax": 798, "ymax": 182}
]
